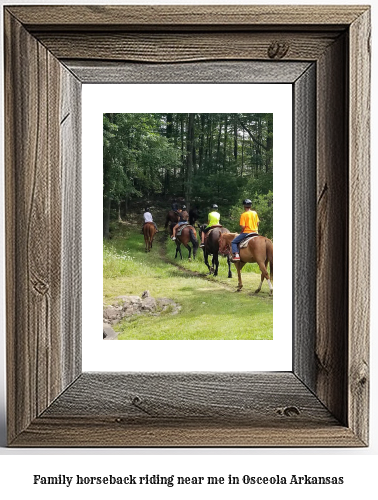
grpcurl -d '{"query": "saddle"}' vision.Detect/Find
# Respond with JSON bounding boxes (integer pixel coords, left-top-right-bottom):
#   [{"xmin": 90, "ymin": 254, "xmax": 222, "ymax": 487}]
[
  {"xmin": 239, "ymin": 233, "xmax": 259, "ymax": 248},
  {"xmin": 177, "ymin": 224, "xmax": 194, "ymax": 237},
  {"xmin": 205, "ymin": 225, "xmax": 223, "ymax": 238}
]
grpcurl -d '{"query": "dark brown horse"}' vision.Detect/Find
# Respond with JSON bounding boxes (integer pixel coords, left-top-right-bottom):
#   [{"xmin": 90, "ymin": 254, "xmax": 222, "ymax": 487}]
[
  {"xmin": 219, "ymin": 232, "xmax": 273, "ymax": 293},
  {"xmin": 189, "ymin": 207, "xmax": 200, "ymax": 226},
  {"xmin": 143, "ymin": 222, "xmax": 157, "ymax": 252},
  {"xmin": 201, "ymin": 226, "xmax": 233, "ymax": 278},
  {"xmin": 174, "ymin": 225, "xmax": 198, "ymax": 261},
  {"xmin": 164, "ymin": 210, "xmax": 179, "ymax": 235}
]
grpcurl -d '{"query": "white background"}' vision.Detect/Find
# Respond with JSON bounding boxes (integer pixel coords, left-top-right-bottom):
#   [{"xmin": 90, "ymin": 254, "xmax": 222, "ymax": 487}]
[
  {"xmin": 0, "ymin": 0, "xmax": 377, "ymax": 498},
  {"xmin": 82, "ymin": 83, "xmax": 292, "ymax": 372}
]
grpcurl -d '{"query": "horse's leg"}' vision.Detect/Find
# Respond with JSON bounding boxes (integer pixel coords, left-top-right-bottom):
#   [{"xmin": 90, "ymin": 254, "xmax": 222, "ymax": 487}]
[
  {"xmin": 203, "ymin": 250, "xmax": 212, "ymax": 274},
  {"xmin": 177, "ymin": 242, "xmax": 183, "ymax": 260},
  {"xmin": 235, "ymin": 262, "xmax": 246, "ymax": 290},
  {"xmin": 227, "ymin": 255, "xmax": 233, "ymax": 278},
  {"xmin": 185, "ymin": 243, "xmax": 192, "ymax": 261},
  {"xmin": 210, "ymin": 255, "xmax": 215, "ymax": 274},
  {"xmin": 255, "ymin": 259, "xmax": 272, "ymax": 294},
  {"xmin": 213, "ymin": 254, "xmax": 219, "ymax": 276}
]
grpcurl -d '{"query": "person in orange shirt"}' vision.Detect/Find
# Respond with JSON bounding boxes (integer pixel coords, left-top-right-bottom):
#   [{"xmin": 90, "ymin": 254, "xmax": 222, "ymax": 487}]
[{"xmin": 231, "ymin": 199, "xmax": 259, "ymax": 261}]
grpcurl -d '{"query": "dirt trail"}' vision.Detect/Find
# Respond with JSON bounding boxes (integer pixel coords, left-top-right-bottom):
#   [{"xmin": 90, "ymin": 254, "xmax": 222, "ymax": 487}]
[{"xmin": 156, "ymin": 231, "xmax": 246, "ymax": 294}]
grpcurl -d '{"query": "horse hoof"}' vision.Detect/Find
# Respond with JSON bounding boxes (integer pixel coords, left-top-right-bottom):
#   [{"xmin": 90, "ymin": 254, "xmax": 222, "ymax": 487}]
[
  {"xmin": 254, "ymin": 289, "xmax": 260, "ymax": 293},
  {"xmin": 188, "ymin": 258, "xmax": 191, "ymax": 262}
]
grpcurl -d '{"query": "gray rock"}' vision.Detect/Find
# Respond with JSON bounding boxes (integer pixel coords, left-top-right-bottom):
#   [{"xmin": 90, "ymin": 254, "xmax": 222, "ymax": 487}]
[
  {"xmin": 141, "ymin": 296, "xmax": 157, "ymax": 312},
  {"xmin": 103, "ymin": 292, "xmax": 181, "ymax": 331},
  {"xmin": 103, "ymin": 323, "xmax": 119, "ymax": 340}
]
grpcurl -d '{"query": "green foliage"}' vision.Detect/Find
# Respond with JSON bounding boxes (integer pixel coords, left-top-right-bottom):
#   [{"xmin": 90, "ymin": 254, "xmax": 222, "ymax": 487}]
[
  {"xmin": 103, "ymin": 113, "xmax": 273, "ymax": 240},
  {"xmin": 225, "ymin": 191, "xmax": 273, "ymax": 239},
  {"xmin": 103, "ymin": 113, "xmax": 180, "ymax": 202}
]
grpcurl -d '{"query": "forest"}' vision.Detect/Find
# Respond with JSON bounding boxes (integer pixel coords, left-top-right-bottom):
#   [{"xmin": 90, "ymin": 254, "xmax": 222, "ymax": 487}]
[
  {"xmin": 103, "ymin": 113, "xmax": 273, "ymax": 340},
  {"xmin": 103, "ymin": 113, "xmax": 273, "ymax": 238}
]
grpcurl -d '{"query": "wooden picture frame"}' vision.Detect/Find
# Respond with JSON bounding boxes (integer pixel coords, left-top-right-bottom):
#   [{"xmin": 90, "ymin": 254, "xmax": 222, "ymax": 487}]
[{"xmin": 4, "ymin": 5, "xmax": 370, "ymax": 447}]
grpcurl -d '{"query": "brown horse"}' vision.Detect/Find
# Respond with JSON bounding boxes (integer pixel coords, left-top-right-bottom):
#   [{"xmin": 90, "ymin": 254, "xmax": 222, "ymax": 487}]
[
  {"xmin": 174, "ymin": 225, "xmax": 198, "ymax": 261},
  {"xmin": 200, "ymin": 225, "xmax": 233, "ymax": 278},
  {"xmin": 143, "ymin": 222, "xmax": 157, "ymax": 252},
  {"xmin": 164, "ymin": 210, "xmax": 179, "ymax": 235},
  {"xmin": 219, "ymin": 232, "xmax": 273, "ymax": 293}
]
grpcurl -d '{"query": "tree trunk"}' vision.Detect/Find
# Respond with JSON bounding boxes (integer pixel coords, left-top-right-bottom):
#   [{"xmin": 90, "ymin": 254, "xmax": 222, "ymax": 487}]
[
  {"xmin": 234, "ymin": 119, "xmax": 238, "ymax": 160},
  {"xmin": 223, "ymin": 115, "xmax": 228, "ymax": 171},
  {"xmin": 185, "ymin": 113, "xmax": 195, "ymax": 210},
  {"xmin": 265, "ymin": 114, "xmax": 273, "ymax": 173},
  {"xmin": 103, "ymin": 196, "xmax": 111, "ymax": 239},
  {"xmin": 199, "ymin": 113, "xmax": 205, "ymax": 171},
  {"xmin": 180, "ymin": 114, "xmax": 185, "ymax": 195}
]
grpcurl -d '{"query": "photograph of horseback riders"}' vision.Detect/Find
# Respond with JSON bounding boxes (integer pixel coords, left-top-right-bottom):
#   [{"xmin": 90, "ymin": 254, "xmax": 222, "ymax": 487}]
[{"xmin": 103, "ymin": 113, "xmax": 273, "ymax": 340}]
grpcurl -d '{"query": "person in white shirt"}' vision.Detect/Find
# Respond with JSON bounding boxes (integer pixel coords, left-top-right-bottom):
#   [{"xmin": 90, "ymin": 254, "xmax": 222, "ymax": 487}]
[{"xmin": 141, "ymin": 207, "xmax": 158, "ymax": 233}]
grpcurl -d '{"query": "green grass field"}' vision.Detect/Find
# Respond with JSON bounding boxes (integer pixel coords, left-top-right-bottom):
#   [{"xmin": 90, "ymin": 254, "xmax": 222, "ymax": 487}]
[{"xmin": 104, "ymin": 223, "xmax": 273, "ymax": 340}]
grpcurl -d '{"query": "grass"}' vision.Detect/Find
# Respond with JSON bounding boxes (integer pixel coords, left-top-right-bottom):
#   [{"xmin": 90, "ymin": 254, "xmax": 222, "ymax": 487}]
[{"xmin": 104, "ymin": 223, "xmax": 273, "ymax": 340}]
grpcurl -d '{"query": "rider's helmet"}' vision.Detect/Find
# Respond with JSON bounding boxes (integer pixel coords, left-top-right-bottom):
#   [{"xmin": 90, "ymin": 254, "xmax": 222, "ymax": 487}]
[
  {"xmin": 212, "ymin": 204, "xmax": 219, "ymax": 209},
  {"xmin": 145, "ymin": 207, "xmax": 150, "ymax": 212},
  {"xmin": 243, "ymin": 199, "xmax": 252, "ymax": 206},
  {"xmin": 182, "ymin": 205, "xmax": 186, "ymax": 210}
]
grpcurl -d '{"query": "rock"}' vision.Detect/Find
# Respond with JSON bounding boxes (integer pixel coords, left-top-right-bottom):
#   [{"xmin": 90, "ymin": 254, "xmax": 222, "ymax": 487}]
[
  {"xmin": 103, "ymin": 323, "xmax": 119, "ymax": 340},
  {"xmin": 103, "ymin": 305, "xmax": 123, "ymax": 323},
  {"xmin": 103, "ymin": 292, "xmax": 181, "ymax": 330},
  {"xmin": 141, "ymin": 296, "xmax": 156, "ymax": 312}
]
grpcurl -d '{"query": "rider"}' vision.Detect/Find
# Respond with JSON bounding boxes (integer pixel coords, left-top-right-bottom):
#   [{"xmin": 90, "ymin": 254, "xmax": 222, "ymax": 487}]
[
  {"xmin": 200, "ymin": 204, "xmax": 220, "ymax": 248},
  {"xmin": 171, "ymin": 199, "xmax": 179, "ymax": 212},
  {"xmin": 141, "ymin": 207, "xmax": 159, "ymax": 233},
  {"xmin": 171, "ymin": 205, "xmax": 189, "ymax": 240},
  {"xmin": 231, "ymin": 199, "xmax": 259, "ymax": 261}
]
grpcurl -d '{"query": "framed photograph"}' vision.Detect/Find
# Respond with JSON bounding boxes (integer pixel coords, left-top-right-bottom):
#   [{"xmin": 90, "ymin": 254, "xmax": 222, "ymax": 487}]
[
  {"xmin": 90, "ymin": 85, "xmax": 292, "ymax": 372},
  {"xmin": 4, "ymin": 5, "xmax": 370, "ymax": 447}
]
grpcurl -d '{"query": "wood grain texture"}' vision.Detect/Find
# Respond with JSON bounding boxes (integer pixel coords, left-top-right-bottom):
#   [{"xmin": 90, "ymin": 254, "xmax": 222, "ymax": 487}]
[
  {"xmin": 4, "ymin": 5, "xmax": 370, "ymax": 447},
  {"xmin": 316, "ymin": 34, "xmax": 348, "ymax": 425},
  {"xmin": 348, "ymin": 9, "xmax": 371, "ymax": 445},
  {"xmin": 35, "ymin": 32, "xmax": 339, "ymax": 63},
  {"xmin": 11, "ymin": 373, "xmax": 363, "ymax": 447},
  {"xmin": 7, "ymin": 5, "xmax": 367, "ymax": 29},
  {"xmin": 65, "ymin": 60, "xmax": 312, "ymax": 84},
  {"xmin": 60, "ymin": 68, "xmax": 82, "ymax": 388},
  {"xmin": 4, "ymin": 11, "xmax": 80, "ymax": 444},
  {"xmin": 11, "ymin": 420, "xmax": 363, "ymax": 448},
  {"xmin": 293, "ymin": 64, "xmax": 316, "ymax": 390}
]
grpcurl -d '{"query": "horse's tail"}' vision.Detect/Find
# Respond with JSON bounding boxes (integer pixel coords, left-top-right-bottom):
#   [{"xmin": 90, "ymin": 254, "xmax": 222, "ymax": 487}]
[
  {"xmin": 164, "ymin": 214, "xmax": 169, "ymax": 229},
  {"xmin": 266, "ymin": 238, "xmax": 273, "ymax": 281},
  {"xmin": 189, "ymin": 228, "xmax": 198, "ymax": 257}
]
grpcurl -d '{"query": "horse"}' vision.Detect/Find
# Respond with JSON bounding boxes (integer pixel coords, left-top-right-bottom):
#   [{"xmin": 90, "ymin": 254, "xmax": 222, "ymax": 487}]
[
  {"xmin": 200, "ymin": 226, "xmax": 233, "ymax": 278},
  {"xmin": 189, "ymin": 207, "xmax": 200, "ymax": 226},
  {"xmin": 174, "ymin": 225, "xmax": 198, "ymax": 261},
  {"xmin": 143, "ymin": 222, "xmax": 157, "ymax": 252},
  {"xmin": 164, "ymin": 210, "xmax": 179, "ymax": 235},
  {"xmin": 219, "ymin": 232, "xmax": 273, "ymax": 293}
]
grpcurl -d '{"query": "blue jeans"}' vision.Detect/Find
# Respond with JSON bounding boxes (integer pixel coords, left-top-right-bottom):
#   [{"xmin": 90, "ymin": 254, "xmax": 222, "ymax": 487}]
[{"xmin": 231, "ymin": 233, "xmax": 253, "ymax": 254}]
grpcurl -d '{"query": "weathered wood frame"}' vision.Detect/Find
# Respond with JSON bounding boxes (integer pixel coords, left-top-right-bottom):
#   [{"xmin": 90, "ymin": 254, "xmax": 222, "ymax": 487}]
[{"xmin": 4, "ymin": 5, "xmax": 370, "ymax": 447}]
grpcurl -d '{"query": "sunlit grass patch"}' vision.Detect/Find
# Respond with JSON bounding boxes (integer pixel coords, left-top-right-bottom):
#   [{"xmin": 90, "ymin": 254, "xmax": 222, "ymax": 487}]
[{"xmin": 104, "ymin": 223, "xmax": 273, "ymax": 340}]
